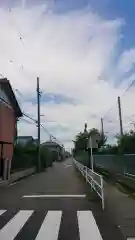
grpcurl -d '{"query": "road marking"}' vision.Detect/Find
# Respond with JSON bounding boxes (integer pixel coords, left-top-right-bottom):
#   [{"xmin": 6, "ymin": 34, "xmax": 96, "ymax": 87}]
[
  {"xmin": 9, "ymin": 182, "xmax": 18, "ymax": 186},
  {"xmin": 64, "ymin": 164, "xmax": 72, "ymax": 168},
  {"xmin": 77, "ymin": 211, "xmax": 103, "ymax": 240},
  {"xmin": 35, "ymin": 211, "xmax": 62, "ymax": 240},
  {"xmin": 0, "ymin": 210, "xmax": 33, "ymax": 240},
  {"xmin": 22, "ymin": 194, "xmax": 86, "ymax": 198},
  {"xmin": 0, "ymin": 210, "xmax": 6, "ymax": 216}
]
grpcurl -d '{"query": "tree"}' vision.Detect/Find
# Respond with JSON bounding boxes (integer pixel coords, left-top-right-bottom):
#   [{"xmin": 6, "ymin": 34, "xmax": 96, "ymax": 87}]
[
  {"xmin": 74, "ymin": 132, "xmax": 88, "ymax": 151},
  {"xmin": 99, "ymin": 144, "xmax": 118, "ymax": 154},
  {"xmin": 116, "ymin": 130, "xmax": 135, "ymax": 154},
  {"xmin": 74, "ymin": 128, "xmax": 107, "ymax": 152},
  {"xmin": 12, "ymin": 143, "xmax": 54, "ymax": 172},
  {"xmin": 89, "ymin": 128, "xmax": 107, "ymax": 149}
]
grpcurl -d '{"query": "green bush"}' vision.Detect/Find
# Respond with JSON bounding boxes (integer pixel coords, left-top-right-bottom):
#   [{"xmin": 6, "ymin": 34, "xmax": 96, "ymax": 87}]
[{"xmin": 11, "ymin": 143, "xmax": 53, "ymax": 172}]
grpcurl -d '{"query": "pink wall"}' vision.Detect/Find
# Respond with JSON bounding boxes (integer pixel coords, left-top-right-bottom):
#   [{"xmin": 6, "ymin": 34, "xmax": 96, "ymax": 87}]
[{"xmin": 0, "ymin": 102, "xmax": 16, "ymax": 160}]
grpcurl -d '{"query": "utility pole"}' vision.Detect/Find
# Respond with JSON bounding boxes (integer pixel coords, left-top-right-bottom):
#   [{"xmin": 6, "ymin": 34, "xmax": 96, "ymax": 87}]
[
  {"xmin": 118, "ymin": 96, "xmax": 123, "ymax": 137},
  {"xmin": 101, "ymin": 117, "xmax": 104, "ymax": 138},
  {"xmin": 37, "ymin": 77, "xmax": 41, "ymax": 172},
  {"xmin": 101, "ymin": 117, "xmax": 105, "ymax": 147}
]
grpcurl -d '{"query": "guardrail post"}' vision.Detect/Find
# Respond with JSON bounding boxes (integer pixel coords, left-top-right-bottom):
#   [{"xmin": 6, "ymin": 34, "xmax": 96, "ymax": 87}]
[
  {"xmin": 91, "ymin": 173, "xmax": 93, "ymax": 190},
  {"xmin": 85, "ymin": 167, "xmax": 88, "ymax": 183},
  {"xmin": 101, "ymin": 176, "xmax": 105, "ymax": 210}
]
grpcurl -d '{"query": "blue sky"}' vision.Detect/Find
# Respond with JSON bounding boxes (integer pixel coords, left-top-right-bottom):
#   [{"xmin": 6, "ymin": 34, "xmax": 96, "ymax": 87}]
[
  {"xmin": 54, "ymin": 0, "xmax": 135, "ymax": 53},
  {"xmin": 1, "ymin": 0, "xmax": 135, "ymax": 149},
  {"xmin": 89, "ymin": 0, "xmax": 135, "ymax": 50},
  {"xmin": 56, "ymin": 0, "xmax": 135, "ymax": 54}
]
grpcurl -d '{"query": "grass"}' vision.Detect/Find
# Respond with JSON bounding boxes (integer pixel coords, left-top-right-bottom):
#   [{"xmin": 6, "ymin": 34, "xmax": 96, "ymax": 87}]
[
  {"xmin": 116, "ymin": 181, "xmax": 135, "ymax": 200},
  {"xmin": 96, "ymin": 167, "xmax": 135, "ymax": 200}
]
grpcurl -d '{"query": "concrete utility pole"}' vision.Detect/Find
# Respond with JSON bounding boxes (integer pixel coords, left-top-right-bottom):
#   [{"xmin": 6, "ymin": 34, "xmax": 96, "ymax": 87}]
[
  {"xmin": 101, "ymin": 117, "xmax": 104, "ymax": 138},
  {"xmin": 118, "ymin": 96, "xmax": 123, "ymax": 137},
  {"xmin": 37, "ymin": 77, "xmax": 41, "ymax": 171}
]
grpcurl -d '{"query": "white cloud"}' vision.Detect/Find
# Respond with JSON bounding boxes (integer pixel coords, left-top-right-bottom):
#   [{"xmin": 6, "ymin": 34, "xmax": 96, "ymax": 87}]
[
  {"xmin": 0, "ymin": 2, "xmax": 135, "ymax": 150},
  {"xmin": 118, "ymin": 48, "xmax": 135, "ymax": 74}
]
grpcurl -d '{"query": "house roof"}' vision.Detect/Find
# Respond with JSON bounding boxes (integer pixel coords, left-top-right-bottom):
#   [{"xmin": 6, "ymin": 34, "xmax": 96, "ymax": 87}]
[
  {"xmin": 18, "ymin": 136, "xmax": 34, "ymax": 140},
  {"xmin": 0, "ymin": 78, "xmax": 22, "ymax": 118},
  {"xmin": 42, "ymin": 141, "xmax": 61, "ymax": 148}
]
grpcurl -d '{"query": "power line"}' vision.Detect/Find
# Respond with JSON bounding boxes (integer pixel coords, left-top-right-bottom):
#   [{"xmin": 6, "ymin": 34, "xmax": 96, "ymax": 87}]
[
  {"xmin": 19, "ymin": 118, "xmax": 35, "ymax": 125},
  {"xmin": 103, "ymin": 79, "xmax": 135, "ymax": 120},
  {"xmin": 8, "ymin": 7, "xmax": 24, "ymax": 46},
  {"xmin": 40, "ymin": 124, "xmax": 62, "ymax": 145},
  {"xmin": 15, "ymin": 88, "xmax": 63, "ymax": 144},
  {"xmin": 21, "ymin": 113, "xmax": 37, "ymax": 123},
  {"xmin": 102, "ymin": 100, "xmax": 117, "ymax": 119},
  {"xmin": 121, "ymin": 79, "xmax": 135, "ymax": 98},
  {"xmin": 0, "ymin": 85, "xmax": 63, "ymax": 145}
]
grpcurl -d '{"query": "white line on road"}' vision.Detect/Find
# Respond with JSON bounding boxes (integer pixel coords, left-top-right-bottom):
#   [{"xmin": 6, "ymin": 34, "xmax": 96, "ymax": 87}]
[
  {"xmin": 64, "ymin": 164, "xmax": 72, "ymax": 168},
  {"xmin": 35, "ymin": 211, "xmax": 62, "ymax": 240},
  {"xmin": 0, "ymin": 210, "xmax": 6, "ymax": 216},
  {"xmin": 9, "ymin": 182, "xmax": 18, "ymax": 186},
  {"xmin": 77, "ymin": 211, "xmax": 103, "ymax": 240},
  {"xmin": 0, "ymin": 210, "xmax": 33, "ymax": 240},
  {"xmin": 22, "ymin": 194, "xmax": 86, "ymax": 198}
]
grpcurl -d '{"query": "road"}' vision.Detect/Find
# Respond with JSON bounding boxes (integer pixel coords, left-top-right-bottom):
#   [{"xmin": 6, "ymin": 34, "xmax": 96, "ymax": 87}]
[{"xmin": 0, "ymin": 158, "xmax": 124, "ymax": 240}]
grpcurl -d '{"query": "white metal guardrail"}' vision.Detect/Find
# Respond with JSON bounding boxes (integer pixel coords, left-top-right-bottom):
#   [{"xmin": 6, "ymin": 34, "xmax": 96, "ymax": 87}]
[
  {"xmin": 124, "ymin": 172, "xmax": 135, "ymax": 180},
  {"xmin": 73, "ymin": 159, "xmax": 104, "ymax": 210}
]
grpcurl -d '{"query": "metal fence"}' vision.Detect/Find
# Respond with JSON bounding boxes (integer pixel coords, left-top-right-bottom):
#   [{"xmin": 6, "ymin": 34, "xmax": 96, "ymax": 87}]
[
  {"xmin": 94, "ymin": 154, "xmax": 135, "ymax": 174},
  {"xmin": 75, "ymin": 151, "xmax": 135, "ymax": 175},
  {"xmin": 73, "ymin": 159, "xmax": 104, "ymax": 210}
]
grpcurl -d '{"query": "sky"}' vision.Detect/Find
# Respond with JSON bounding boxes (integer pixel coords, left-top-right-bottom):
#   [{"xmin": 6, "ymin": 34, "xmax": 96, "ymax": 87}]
[{"xmin": 1, "ymin": 0, "xmax": 135, "ymax": 149}]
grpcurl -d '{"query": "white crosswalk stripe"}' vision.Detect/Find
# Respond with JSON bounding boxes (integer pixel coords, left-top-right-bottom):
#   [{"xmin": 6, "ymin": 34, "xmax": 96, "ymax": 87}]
[
  {"xmin": 77, "ymin": 211, "xmax": 103, "ymax": 240},
  {"xmin": 35, "ymin": 211, "xmax": 62, "ymax": 240},
  {"xmin": 0, "ymin": 210, "xmax": 6, "ymax": 216},
  {"xmin": 0, "ymin": 210, "xmax": 33, "ymax": 240},
  {"xmin": 0, "ymin": 209, "xmax": 103, "ymax": 240}
]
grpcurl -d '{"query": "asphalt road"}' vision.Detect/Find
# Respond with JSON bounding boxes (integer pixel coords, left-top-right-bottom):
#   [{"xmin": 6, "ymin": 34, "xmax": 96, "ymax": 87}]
[{"xmin": 0, "ymin": 158, "xmax": 125, "ymax": 240}]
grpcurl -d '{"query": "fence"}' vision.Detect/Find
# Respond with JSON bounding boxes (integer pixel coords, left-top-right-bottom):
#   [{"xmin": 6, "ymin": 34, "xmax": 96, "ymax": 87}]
[
  {"xmin": 73, "ymin": 159, "xmax": 104, "ymax": 210},
  {"xmin": 94, "ymin": 154, "xmax": 135, "ymax": 174},
  {"xmin": 75, "ymin": 151, "xmax": 135, "ymax": 175},
  {"xmin": 124, "ymin": 172, "xmax": 135, "ymax": 179}
]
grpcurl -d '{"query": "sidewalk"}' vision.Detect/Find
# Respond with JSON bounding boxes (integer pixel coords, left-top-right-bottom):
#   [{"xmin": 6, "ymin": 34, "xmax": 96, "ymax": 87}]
[{"xmin": 104, "ymin": 181, "xmax": 135, "ymax": 239}]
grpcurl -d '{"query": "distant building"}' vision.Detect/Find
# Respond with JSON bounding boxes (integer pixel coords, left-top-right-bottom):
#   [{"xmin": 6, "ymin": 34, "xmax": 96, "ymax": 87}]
[
  {"xmin": 17, "ymin": 136, "xmax": 37, "ymax": 146},
  {"xmin": 64, "ymin": 151, "xmax": 70, "ymax": 158},
  {"xmin": 0, "ymin": 78, "xmax": 22, "ymax": 182},
  {"xmin": 41, "ymin": 141, "xmax": 64, "ymax": 161}
]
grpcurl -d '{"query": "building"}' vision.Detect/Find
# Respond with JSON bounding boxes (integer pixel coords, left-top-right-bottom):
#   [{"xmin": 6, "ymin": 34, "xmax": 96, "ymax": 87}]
[
  {"xmin": 17, "ymin": 136, "xmax": 37, "ymax": 146},
  {"xmin": 41, "ymin": 141, "xmax": 64, "ymax": 161},
  {"xmin": 0, "ymin": 78, "xmax": 22, "ymax": 182}
]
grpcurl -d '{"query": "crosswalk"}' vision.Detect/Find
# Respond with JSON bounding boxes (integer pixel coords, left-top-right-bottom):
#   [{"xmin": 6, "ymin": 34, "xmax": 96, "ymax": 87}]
[{"xmin": 0, "ymin": 209, "xmax": 103, "ymax": 240}]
